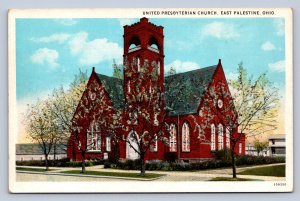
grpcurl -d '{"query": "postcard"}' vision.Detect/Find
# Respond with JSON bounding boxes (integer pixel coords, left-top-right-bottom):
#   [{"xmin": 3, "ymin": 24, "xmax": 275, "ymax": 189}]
[{"xmin": 8, "ymin": 8, "xmax": 293, "ymax": 193}]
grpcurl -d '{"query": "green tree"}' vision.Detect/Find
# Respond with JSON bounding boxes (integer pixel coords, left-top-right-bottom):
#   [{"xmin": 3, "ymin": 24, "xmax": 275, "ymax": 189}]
[
  {"xmin": 112, "ymin": 59, "xmax": 123, "ymax": 79},
  {"xmin": 254, "ymin": 139, "xmax": 268, "ymax": 156},
  {"xmin": 166, "ymin": 66, "xmax": 176, "ymax": 76}
]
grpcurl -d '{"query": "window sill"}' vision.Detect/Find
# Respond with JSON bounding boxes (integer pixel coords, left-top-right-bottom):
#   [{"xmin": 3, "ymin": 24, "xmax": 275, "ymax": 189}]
[{"xmin": 87, "ymin": 150, "xmax": 101, "ymax": 153}]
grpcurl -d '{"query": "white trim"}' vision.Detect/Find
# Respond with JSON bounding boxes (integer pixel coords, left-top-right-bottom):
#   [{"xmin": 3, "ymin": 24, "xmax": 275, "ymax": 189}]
[
  {"xmin": 211, "ymin": 124, "xmax": 216, "ymax": 151},
  {"xmin": 218, "ymin": 124, "xmax": 223, "ymax": 150}
]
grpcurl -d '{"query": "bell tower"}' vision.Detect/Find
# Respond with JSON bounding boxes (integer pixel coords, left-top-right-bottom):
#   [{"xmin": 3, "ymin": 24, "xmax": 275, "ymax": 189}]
[{"xmin": 123, "ymin": 18, "xmax": 164, "ymax": 96}]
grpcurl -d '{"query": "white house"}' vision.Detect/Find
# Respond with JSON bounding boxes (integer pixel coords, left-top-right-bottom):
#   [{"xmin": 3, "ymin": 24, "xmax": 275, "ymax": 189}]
[
  {"xmin": 245, "ymin": 143, "xmax": 268, "ymax": 156},
  {"xmin": 267, "ymin": 134, "xmax": 286, "ymax": 157},
  {"xmin": 16, "ymin": 144, "xmax": 67, "ymax": 161}
]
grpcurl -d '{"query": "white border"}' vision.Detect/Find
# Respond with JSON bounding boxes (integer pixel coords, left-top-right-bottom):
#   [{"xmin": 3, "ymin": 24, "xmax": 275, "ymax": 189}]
[{"xmin": 8, "ymin": 8, "xmax": 293, "ymax": 193}]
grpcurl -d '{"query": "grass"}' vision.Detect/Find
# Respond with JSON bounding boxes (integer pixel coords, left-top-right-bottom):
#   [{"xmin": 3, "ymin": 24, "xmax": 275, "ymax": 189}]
[
  {"xmin": 210, "ymin": 177, "xmax": 259, "ymax": 181},
  {"xmin": 16, "ymin": 167, "xmax": 52, "ymax": 172},
  {"xmin": 239, "ymin": 165, "xmax": 285, "ymax": 177},
  {"xmin": 60, "ymin": 170, "xmax": 165, "ymax": 179}
]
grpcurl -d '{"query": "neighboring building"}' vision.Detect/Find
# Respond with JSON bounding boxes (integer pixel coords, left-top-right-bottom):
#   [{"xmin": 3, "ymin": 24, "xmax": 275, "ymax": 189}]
[
  {"xmin": 268, "ymin": 134, "xmax": 286, "ymax": 157},
  {"xmin": 245, "ymin": 143, "xmax": 267, "ymax": 156},
  {"xmin": 67, "ymin": 18, "xmax": 245, "ymax": 162},
  {"xmin": 16, "ymin": 144, "xmax": 67, "ymax": 161}
]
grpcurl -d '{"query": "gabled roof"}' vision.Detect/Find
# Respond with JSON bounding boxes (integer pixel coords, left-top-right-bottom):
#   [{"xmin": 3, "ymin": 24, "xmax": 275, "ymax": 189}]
[
  {"xmin": 96, "ymin": 74, "xmax": 124, "ymax": 109},
  {"xmin": 165, "ymin": 65, "xmax": 217, "ymax": 116},
  {"xmin": 16, "ymin": 144, "xmax": 67, "ymax": 155},
  {"xmin": 268, "ymin": 134, "xmax": 285, "ymax": 140},
  {"xmin": 96, "ymin": 65, "xmax": 217, "ymax": 116}
]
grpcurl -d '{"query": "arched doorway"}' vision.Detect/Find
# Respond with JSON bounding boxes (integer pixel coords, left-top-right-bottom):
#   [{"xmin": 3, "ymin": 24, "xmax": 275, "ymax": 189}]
[{"xmin": 126, "ymin": 131, "xmax": 140, "ymax": 160}]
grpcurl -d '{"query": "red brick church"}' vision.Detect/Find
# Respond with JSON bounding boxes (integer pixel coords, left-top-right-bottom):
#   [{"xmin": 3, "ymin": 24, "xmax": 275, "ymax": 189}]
[{"xmin": 67, "ymin": 18, "xmax": 245, "ymax": 162}]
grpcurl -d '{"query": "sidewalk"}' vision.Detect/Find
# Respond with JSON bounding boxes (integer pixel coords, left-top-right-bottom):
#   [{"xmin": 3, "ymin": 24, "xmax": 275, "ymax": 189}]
[{"xmin": 16, "ymin": 163, "xmax": 285, "ymax": 181}]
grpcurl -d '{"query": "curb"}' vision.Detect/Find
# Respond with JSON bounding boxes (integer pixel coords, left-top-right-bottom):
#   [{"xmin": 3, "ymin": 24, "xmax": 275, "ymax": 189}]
[{"xmin": 16, "ymin": 171, "xmax": 164, "ymax": 181}]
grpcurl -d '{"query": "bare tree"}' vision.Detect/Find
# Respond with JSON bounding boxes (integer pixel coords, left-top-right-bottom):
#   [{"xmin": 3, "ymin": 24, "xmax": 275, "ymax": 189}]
[{"xmin": 25, "ymin": 100, "xmax": 60, "ymax": 170}]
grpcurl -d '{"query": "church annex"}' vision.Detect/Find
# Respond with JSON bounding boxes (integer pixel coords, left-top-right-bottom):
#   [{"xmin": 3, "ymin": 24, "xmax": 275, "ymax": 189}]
[{"xmin": 67, "ymin": 18, "xmax": 245, "ymax": 162}]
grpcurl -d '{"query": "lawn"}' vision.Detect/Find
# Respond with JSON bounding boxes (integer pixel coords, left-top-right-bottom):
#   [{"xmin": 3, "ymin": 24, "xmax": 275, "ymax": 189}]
[
  {"xmin": 60, "ymin": 170, "xmax": 165, "ymax": 179},
  {"xmin": 238, "ymin": 165, "xmax": 285, "ymax": 177},
  {"xmin": 210, "ymin": 177, "xmax": 259, "ymax": 181},
  {"xmin": 16, "ymin": 167, "xmax": 51, "ymax": 172}
]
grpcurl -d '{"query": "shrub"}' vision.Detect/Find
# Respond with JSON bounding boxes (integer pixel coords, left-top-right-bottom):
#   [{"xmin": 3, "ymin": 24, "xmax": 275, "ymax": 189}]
[
  {"xmin": 66, "ymin": 161, "xmax": 82, "ymax": 167},
  {"xmin": 164, "ymin": 152, "xmax": 177, "ymax": 162},
  {"xmin": 104, "ymin": 161, "xmax": 111, "ymax": 169},
  {"xmin": 16, "ymin": 158, "xmax": 71, "ymax": 167},
  {"xmin": 214, "ymin": 148, "xmax": 232, "ymax": 162},
  {"xmin": 115, "ymin": 159, "xmax": 141, "ymax": 170}
]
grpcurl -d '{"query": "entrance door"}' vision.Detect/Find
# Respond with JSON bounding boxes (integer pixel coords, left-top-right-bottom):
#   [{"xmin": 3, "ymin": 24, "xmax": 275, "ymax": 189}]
[{"xmin": 126, "ymin": 131, "xmax": 139, "ymax": 160}]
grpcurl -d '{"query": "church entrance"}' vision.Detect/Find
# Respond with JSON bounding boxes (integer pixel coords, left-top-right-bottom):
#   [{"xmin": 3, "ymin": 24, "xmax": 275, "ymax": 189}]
[{"xmin": 126, "ymin": 131, "xmax": 140, "ymax": 160}]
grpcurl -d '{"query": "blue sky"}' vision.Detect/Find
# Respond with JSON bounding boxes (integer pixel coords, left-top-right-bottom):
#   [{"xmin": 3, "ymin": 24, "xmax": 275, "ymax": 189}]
[{"xmin": 16, "ymin": 17, "xmax": 285, "ymax": 102}]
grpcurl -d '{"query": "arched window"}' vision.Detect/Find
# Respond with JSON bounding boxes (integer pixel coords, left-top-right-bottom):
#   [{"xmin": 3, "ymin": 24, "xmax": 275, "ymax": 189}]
[
  {"xmin": 127, "ymin": 80, "xmax": 131, "ymax": 93},
  {"xmin": 106, "ymin": 137, "xmax": 111, "ymax": 152},
  {"xmin": 169, "ymin": 124, "xmax": 177, "ymax": 152},
  {"xmin": 218, "ymin": 124, "xmax": 224, "ymax": 150},
  {"xmin": 157, "ymin": 61, "xmax": 161, "ymax": 75},
  {"xmin": 87, "ymin": 121, "xmax": 101, "ymax": 151},
  {"xmin": 153, "ymin": 135, "xmax": 158, "ymax": 152},
  {"xmin": 137, "ymin": 57, "xmax": 141, "ymax": 72},
  {"xmin": 128, "ymin": 36, "xmax": 141, "ymax": 53},
  {"xmin": 211, "ymin": 124, "xmax": 216, "ymax": 151},
  {"xmin": 239, "ymin": 143, "xmax": 242, "ymax": 154},
  {"xmin": 226, "ymin": 127, "xmax": 230, "ymax": 148},
  {"xmin": 149, "ymin": 82, "xmax": 152, "ymax": 94},
  {"xmin": 182, "ymin": 122, "xmax": 190, "ymax": 152},
  {"xmin": 148, "ymin": 37, "xmax": 160, "ymax": 53}
]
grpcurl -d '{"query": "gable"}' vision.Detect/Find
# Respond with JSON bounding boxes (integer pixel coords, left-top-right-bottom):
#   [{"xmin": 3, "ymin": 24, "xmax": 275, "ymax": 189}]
[{"xmin": 96, "ymin": 74, "xmax": 124, "ymax": 109}]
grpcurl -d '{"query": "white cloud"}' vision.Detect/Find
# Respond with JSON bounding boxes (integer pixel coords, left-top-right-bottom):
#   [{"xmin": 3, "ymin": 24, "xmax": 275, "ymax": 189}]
[
  {"xmin": 202, "ymin": 22, "xmax": 240, "ymax": 40},
  {"xmin": 165, "ymin": 60, "xmax": 200, "ymax": 73},
  {"xmin": 31, "ymin": 33, "xmax": 71, "ymax": 44},
  {"xmin": 54, "ymin": 18, "xmax": 78, "ymax": 26},
  {"xmin": 226, "ymin": 72, "xmax": 239, "ymax": 80},
  {"xmin": 261, "ymin": 41, "xmax": 276, "ymax": 51},
  {"xmin": 118, "ymin": 18, "xmax": 136, "ymax": 27},
  {"xmin": 268, "ymin": 60, "xmax": 285, "ymax": 72},
  {"xmin": 31, "ymin": 48, "xmax": 59, "ymax": 68},
  {"xmin": 274, "ymin": 18, "xmax": 285, "ymax": 36},
  {"xmin": 68, "ymin": 32, "xmax": 123, "ymax": 66}
]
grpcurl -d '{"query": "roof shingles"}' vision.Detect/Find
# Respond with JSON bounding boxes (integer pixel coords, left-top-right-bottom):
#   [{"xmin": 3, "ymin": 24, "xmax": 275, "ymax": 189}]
[{"xmin": 96, "ymin": 65, "xmax": 217, "ymax": 116}]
